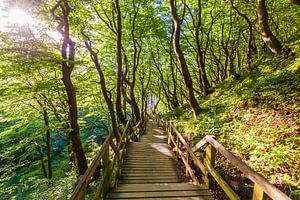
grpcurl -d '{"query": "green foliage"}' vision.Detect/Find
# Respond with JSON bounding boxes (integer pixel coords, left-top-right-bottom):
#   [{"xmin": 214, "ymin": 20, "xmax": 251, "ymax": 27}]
[
  {"xmin": 0, "ymin": 0, "xmax": 300, "ymax": 198},
  {"xmin": 164, "ymin": 56, "xmax": 300, "ymax": 198}
]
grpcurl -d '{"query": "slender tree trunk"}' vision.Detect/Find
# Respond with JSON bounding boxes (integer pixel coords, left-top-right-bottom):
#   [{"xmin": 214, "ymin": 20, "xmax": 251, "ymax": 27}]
[
  {"xmin": 51, "ymin": 1, "xmax": 88, "ymax": 175},
  {"xmin": 130, "ymin": 85, "xmax": 141, "ymax": 123},
  {"xmin": 169, "ymin": 0, "xmax": 201, "ymax": 117},
  {"xmin": 257, "ymin": 0, "xmax": 283, "ymax": 54},
  {"xmin": 43, "ymin": 107, "xmax": 52, "ymax": 179},
  {"xmin": 195, "ymin": 0, "xmax": 210, "ymax": 95},
  {"xmin": 289, "ymin": 0, "xmax": 300, "ymax": 5},
  {"xmin": 129, "ymin": 1, "xmax": 141, "ymax": 123},
  {"xmin": 66, "ymin": 132, "xmax": 75, "ymax": 168},
  {"xmin": 231, "ymin": 2, "xmax": 255, "ymax": 70},
  {"xmin": 36, "ymin": 98, "xmax": 52, "ymax": 179},
  {"xmin": 48, "ymin": 98, "xmax": 75, "ymax": 168},
  {"xmin": 35, "ymin": 142, "xmax": 47, "ymax": 178},
  {"xmin": 170, "ymin": 27, "xmax": 180, "ymax": 108},
  {"xmin": 114, "ymin": 0, "xmax": 126, "ymax": 125},
  {"xmin": 84, "ymin": 40, "xmax": 121, "ymax": 142}
]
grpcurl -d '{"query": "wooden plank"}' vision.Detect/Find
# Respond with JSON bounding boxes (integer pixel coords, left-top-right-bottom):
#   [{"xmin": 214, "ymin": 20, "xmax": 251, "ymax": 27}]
[
  {"xmin": 252, "ymin": 183, "xmax": 264, "ymax": 200},
  {"xmin": 121, "ymin": 174, "xmax": 179, "ymax": 178},
  {"xmin": 124, "ymin": 160, "xmax": 174, "ymax": 163},
  {"xmin": 205, "ymin": 144, "xmax": 216, "ymax": 188},
  {"xmin": 121, "ymin": 167, "xmax": 176, "ymax": 171},
  {"xmin": 122, "ymin": 161, "xmax": 175, "ymax": 166},
  {"xmin": 122, "ymin": 163, "xmax": 175, "ymax": 167},
  {"xmin": 120, "ymin": 176, "xmax": 180, "ymax": 180},
  {"xmin": 177, "ymin": 147, "xmax": 200, "ymax": 185},
  {"xmin": 126, "ymin": 154, "xmax": 172, "ymax": 158},
  {"xmin": 126, "ymin": 153, "xmax": 173, "ymax": 156},
  {"xmin": 107, "ymin": 197, "xmax": 214, "ymax": 200},
  {"xmin": 107, "ymin": 190, "xmax": 212, "ymax": 198},
  {"xmin": 114, "ymin": 183, "xmax": 206, "ymax": 192},
  {"xmin": 110, "ymin": 140, "xmax": 118, "ymax": 154},
  {"xmin": 121, "ymin": 170, "xmax": 177, "ymax": 174},
  {"xmin": 123, "ymin": 163, "xmax": 176, "ymax": 169},
  {"xmin": 121, "ymin": 170, "xmax": 176, "ymax": 174},
  {"xmin": 192, "ymin": 137, "xmax": 209, "ymax": 153},
  {"xmin": 119, "ymin": 179, "xmax": 182, "ymax": 184}
]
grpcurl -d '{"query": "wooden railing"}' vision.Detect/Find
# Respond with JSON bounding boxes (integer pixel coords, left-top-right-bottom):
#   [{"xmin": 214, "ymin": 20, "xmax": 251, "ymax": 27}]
[
  {"xmin": 155, "ymin": 115, "xmax": 291, "ymax": 200},
  {"xmin": 70, "ymin": 121, "xmax": 146, "ymax": 200}
]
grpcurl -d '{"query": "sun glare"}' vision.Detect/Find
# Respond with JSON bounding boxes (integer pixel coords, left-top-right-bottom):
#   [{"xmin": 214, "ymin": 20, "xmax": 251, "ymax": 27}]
[
  {"xmin": 0, "ymin": 6, "xmax": 62, "ymax": 42},
  {"xmin": 0, "ymin": 7, "xmax": 37, "ymax": 31},
  {"xmin": 8, "ymin": 8, "xmax": 35, "ymax": 26}
]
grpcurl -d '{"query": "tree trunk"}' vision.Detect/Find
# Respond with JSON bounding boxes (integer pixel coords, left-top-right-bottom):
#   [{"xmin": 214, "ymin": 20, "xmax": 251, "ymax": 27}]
[
  {"xmin": 195, "ymin": 0, "xmax": 210, "ymax": 95},
  {"xmin": 289, "ymin": 0, "xmax": 300, "ymax": 5},
  {"xmin": 84, "ymin": 41, "xmax": 122, "ymax": 142},
  {"xmin": 170, "ymin": 27, "xmax": 180, "ymax": 107},
  {"xmin": 231, "ymin": 2, "xmax": 256, "ymax": 71},
  {"xmin": 114, "ymin": 0, "xmax": 126, "ymax": 125},
  {"xmin": 169, "ymin": 0, "xmax": 201, "ymax": 117},
  {"xmin": 48, "ymin": 98, "xmax": 75, "ymax": 168},
  {"xmin": 257, "ymin": 0, "xmax": 283, "ymax": 54},
  {"xmin": 51, "ymin": 2, "xmax": 88, "ymax": 175},
  {"xmin": 35, "ymin": 142, "xmax": 47, "ymax": 178},
  {"xmin": 129, "ymin": 1, "xmax": 141, "ymax": 123},
  {"xmin": 43, "ymin": 107, "xmax": 52, "ymax": 179},
  {"xmin": 36, "ymin": 98, "xmax": 52, "ymax": 179}
]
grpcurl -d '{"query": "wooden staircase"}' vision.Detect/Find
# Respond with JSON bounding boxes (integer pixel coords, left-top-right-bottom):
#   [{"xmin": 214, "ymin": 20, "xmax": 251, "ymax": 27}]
[
  {"xmin": 106, "ymin": 120, "xmax": 213, "ymax": 199},
  {"xmin": 70, "ymin": 117, "xmax": 291, "ymax": 200}
]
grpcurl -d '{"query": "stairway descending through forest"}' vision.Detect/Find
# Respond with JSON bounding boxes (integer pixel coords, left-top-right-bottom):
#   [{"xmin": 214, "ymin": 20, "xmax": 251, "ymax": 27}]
[{"xmin": 106, "ymin": 120, "xmax": 213, "ymax": 200}]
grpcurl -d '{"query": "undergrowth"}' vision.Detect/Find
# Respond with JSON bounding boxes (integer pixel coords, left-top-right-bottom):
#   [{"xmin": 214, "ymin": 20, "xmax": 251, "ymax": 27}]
[{"xmin": 164, "ymin": 55, "xmax": 300, "ymax": 199}]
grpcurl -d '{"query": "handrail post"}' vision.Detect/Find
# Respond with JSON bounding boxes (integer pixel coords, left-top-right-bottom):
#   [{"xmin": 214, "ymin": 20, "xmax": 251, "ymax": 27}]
[
  {"xmin": 205, "ymin": 144, "xmax": 216, "ymax": 188},
  {"xmin": 165, "ymin": 120, "xmax": 167, "ymax": 130},
  {"xmin": 176, "ymin": 134, "xmax": 179, "ymax": 158},
  {"xmin": 185, "ymin": 151, "xmax": 189, "ymax": 176},
  {"xmin": 167, "ymin": 122, "xmax": 171, "ymax": 145},
  {"xmin": 102, "ymin": 136, "xmax": 110, "ymax": 197},
  {"xmin": 252, "ymin": 183, "xmax": 264, "ymax": 200}
]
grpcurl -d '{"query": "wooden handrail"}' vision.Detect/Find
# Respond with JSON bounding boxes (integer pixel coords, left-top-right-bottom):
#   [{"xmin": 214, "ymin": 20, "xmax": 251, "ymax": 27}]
[
  {"xmin": 155, "ymin": 115, "xmax": 291, "ymax": 200},
  {"xmin": 70, "ymin": 120, "xmax": 145, "ymax": 200},
  {"xmin": 70, "ymin": 135, "xmax": 112, "ymax": 200},
  {"xmin": 203, "ymin": 135, "xmax": 291, "ymax": 200}
]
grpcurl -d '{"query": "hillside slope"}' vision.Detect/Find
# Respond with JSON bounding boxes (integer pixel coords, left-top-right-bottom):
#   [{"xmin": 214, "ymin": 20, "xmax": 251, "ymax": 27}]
[{"xmin": 164, "ymin": 55, "xmax": 300, "ymax": 199}]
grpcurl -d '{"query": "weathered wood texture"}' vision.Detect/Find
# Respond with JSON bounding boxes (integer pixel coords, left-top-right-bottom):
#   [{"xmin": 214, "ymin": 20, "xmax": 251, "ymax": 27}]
[{"xmin": 107, "ymin": 120, "xmax": 212, "ymax": 199}]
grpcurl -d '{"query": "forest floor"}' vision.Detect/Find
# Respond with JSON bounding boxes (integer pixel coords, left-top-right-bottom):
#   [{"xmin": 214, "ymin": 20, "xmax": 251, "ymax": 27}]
[{"xmin": 165, "ymin": 55, "xmax": 300, "ymax": 199}]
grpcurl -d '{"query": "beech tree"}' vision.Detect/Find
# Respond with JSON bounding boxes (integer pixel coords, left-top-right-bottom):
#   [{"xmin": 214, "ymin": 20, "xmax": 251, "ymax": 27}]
[
  {"xmin": 169, "ymin": 0, "xmax": 202, "ymax": 117},
  {"xmin": 256, "ymin": 0, "xmax": 283, "ymax": 54},
  {"xmin": 51, "ymin": 1, "xmax": 88, "ymax": 175}
]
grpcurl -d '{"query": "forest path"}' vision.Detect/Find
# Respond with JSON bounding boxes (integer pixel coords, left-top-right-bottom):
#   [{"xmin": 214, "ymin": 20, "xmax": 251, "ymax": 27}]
[{"xmin": 106, "ymin": 120, "xmax": 213, "ymax": 199}]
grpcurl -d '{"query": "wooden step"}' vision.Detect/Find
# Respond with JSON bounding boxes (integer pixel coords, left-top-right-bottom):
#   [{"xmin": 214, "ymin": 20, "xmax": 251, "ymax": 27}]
[
  {"xmin": 107, "ymin": 197, "xmax": 214, "ymax": 200},
  {"xmin": 123, "ymin": 161, "xmax": 176, "ymax": 165},
  {"xmin": 113, "ymin": 183, "xmax": 207, "ymax": 192},
  {"xmin": 121, "ymin": 169, "xmax": 178, "ymax": 173},
  {"xmin": 118, "ymin": 179, "xmax": 182, "ymax": 184},
  {"xmin": 123, "ymin": 163, "xmax": 176, "ymax": 167},
  {"xmin": 120, "ymin": 175, "xmax": 181, "ymax": 181},
  {"xmin": 122, "ymin": 166, "xmax": 175, "ymax": 170},
  {"xmin": 125, "ymin": 157, "xmax": 174, "ymax": 161},
  {"xmin": 121, "ymin": 172, "xmax": 178, "ymax": 177},
  {"xmin": 107, "ymin": 190, "xmax": 212, "ymax": 199}
]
